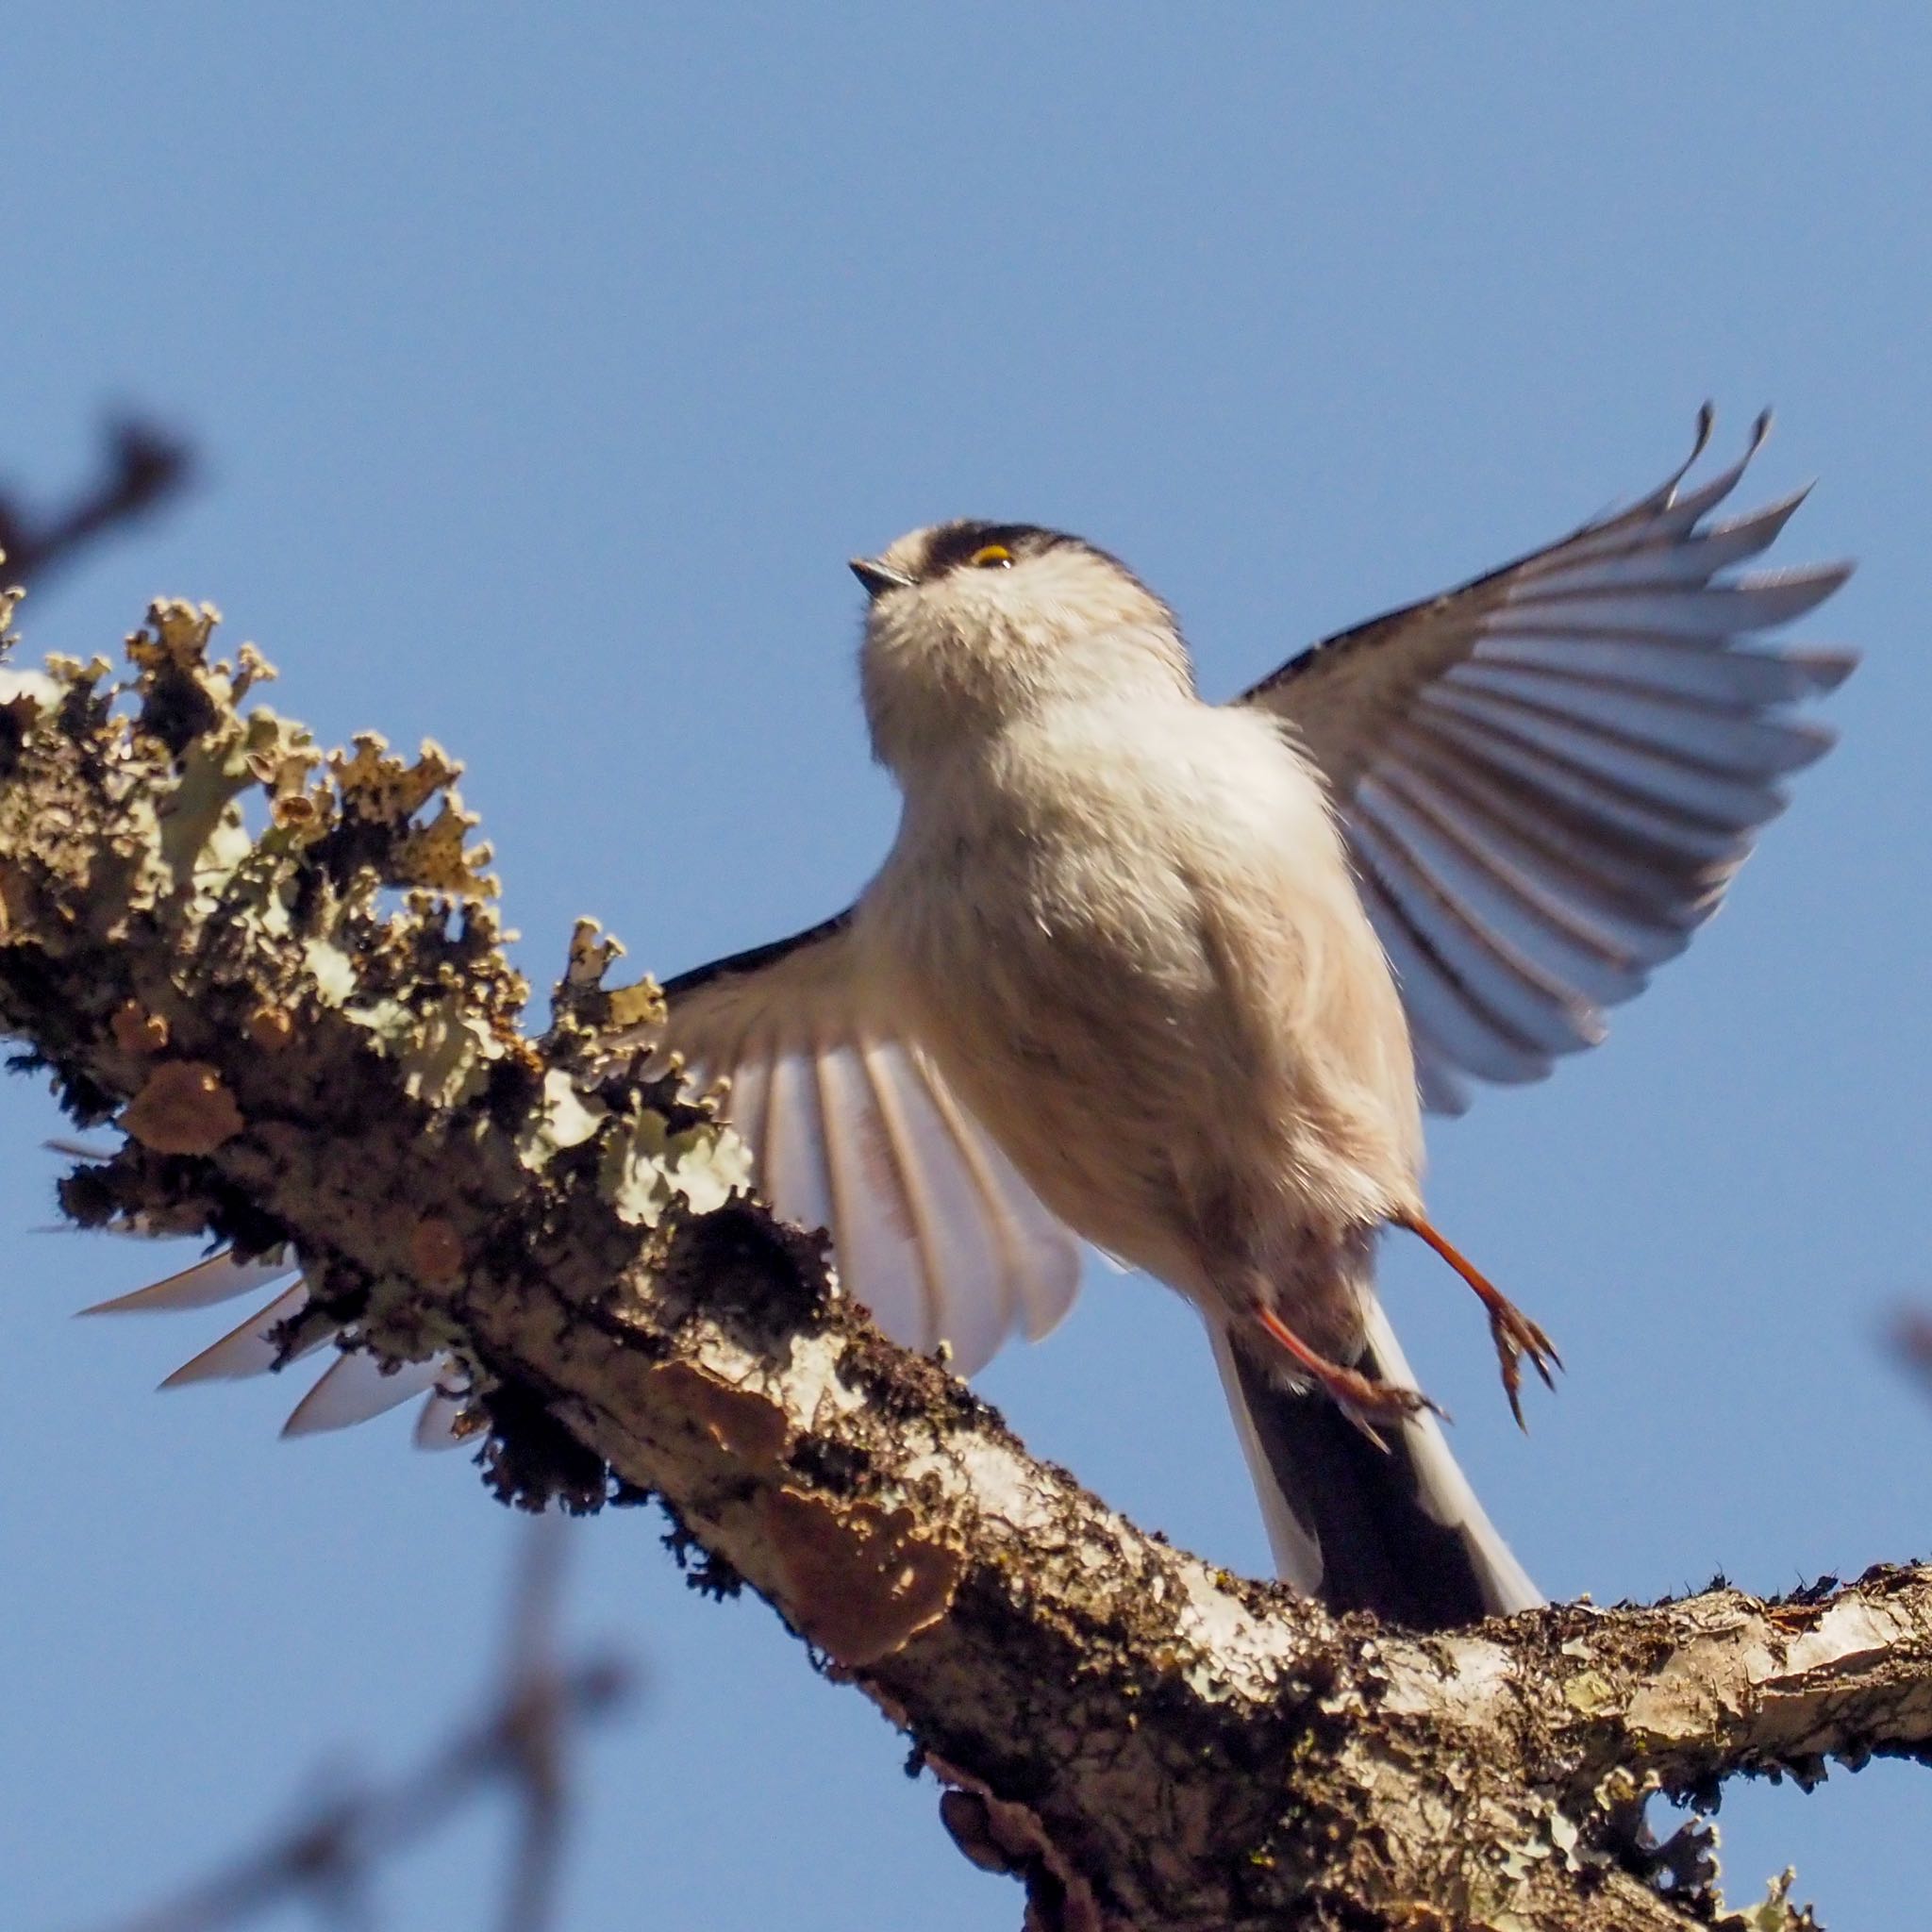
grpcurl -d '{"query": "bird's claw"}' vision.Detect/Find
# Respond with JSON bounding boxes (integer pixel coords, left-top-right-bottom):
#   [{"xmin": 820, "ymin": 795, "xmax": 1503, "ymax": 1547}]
[
  {"xmin": 1487, "ymin": 1301, "xmax": 1563, "ymax": 1432},
  {"xmin": 1254, "ymin": 1305, "xmax": 1448, "ymax": 1446},
  {"xmin": 1397, "ymin": 1212, "xmax": 1563, "ymax": 1429},
  {"xmin": 1325, "ymin": 1362, "xmax": 1451, "ymax": 1451}
]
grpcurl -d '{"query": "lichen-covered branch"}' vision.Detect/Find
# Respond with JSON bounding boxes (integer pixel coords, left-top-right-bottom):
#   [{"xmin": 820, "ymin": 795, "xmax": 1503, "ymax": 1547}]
[{"xmin": 2, "ymin": 591, "xmax": 1923, "ymax": 1932}]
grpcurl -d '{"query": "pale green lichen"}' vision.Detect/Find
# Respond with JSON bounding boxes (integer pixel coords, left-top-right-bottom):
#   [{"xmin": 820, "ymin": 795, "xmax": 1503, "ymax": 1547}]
[
  {"xmin": 1724, "ymin": 1868, "xmax": 1816, "ymax": 1932},
  {"xmin": 557, "ymin": 916, "xmax": 665, "ymax": 1037},
  {"xmin": 0, "ymin": 592, "xmax": 741, "ymax": 1323},
  {"xmin": 304, "ymin": 937, "xmax": 362, "ymax": 1005},
  {"xmin": 516, "ymin": 1067, "xmax": 608, "ymax": 1169},
  {"xmin": 599, "ymin": 1106, "xmax": 754, "ymax": 1227},
  {"xmin": 1564, "ymin": 1668, "xmax": 1618, "ymax": 1715},
  {"xmin": 346, "ymin": 986, "xmax": 506, "ymax": 1111}
]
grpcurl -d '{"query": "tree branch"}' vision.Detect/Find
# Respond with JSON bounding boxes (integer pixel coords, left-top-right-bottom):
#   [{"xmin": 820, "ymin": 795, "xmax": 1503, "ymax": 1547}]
[{"xmin": 1, "ymin": 594, "xmax": 1915, "ymax": 1931}]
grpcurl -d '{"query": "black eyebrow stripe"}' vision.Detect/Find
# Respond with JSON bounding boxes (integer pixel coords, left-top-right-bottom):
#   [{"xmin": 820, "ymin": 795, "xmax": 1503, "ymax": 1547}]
[{"xmin": 921, "ymin": 522, "xmax": 1063, "ymax": 575}]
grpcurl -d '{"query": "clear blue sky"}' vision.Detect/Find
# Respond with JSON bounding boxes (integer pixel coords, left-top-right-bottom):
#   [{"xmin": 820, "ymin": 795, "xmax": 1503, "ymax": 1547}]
[{"xmin": 5, "ymin": 8, "xmax": 1927, "ymax": 1926}]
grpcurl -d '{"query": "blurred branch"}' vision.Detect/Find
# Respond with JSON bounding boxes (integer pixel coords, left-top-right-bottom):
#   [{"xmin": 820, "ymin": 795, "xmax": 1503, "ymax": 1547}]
[
  {"xmin": 3, "ymin": 600, "xmax": 1915, "ymax": 1932},
  {"xmin": 493, "ymin": 1512, "xmax": 579, "ymax": 1932},
  {"xmin": 0, "ymin": 419, "xmax": 194, "ymax": 590},
  {"xmin": 1892, "ymin": 1307, "xmax": 1932, "ymax": 1400},
  {"xmin": 97, "ymin": 1518, "xmax": 633, "ymax": 1932}
]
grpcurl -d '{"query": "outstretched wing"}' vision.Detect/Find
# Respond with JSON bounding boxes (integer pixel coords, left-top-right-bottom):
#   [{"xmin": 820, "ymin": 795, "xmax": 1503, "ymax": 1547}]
[
  {"xmin": 83, "ymin": 911, "xmax": 1083, "ymax": 1433},
  {"xmin": 657, "ymin": 912, "xmax": 1083, "ymax": 1374},
  {"xmin": 1240, "ymin": 408, "xmax": 1855, "ymax": 1114}
]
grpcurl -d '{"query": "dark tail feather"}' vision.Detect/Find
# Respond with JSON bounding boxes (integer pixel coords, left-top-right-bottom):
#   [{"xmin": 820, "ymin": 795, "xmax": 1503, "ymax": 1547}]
[{"xmin": 1210, "ymin": 1301, "xmax": 1540, "ymax": 1630}]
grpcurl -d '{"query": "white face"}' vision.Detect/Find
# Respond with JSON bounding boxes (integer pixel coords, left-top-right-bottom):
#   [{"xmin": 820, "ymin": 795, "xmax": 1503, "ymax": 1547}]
[{"xmin": 853, "ymin": 522, "xmax": 1192, "ymax": 774}]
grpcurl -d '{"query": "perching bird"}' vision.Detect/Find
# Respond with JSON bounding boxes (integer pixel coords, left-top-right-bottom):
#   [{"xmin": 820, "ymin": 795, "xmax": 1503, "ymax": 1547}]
[{"xmin": 88, "ymin": 409, "xmax": 1853, "ymax": 1629}]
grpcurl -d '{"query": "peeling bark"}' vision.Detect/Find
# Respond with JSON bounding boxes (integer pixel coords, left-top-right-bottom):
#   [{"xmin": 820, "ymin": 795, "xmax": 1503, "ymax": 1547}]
[{"xmin": 0, "ymin": 591, "xmax": 1918, "ymax": 1931}]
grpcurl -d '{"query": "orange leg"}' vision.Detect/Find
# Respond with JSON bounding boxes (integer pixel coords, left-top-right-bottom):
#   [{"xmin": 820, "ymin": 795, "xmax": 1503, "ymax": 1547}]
[
  {"xmin": 1395, "ymin": 1213, "xmax": 1562, "ymax": 1431},
  {"xmin": 1254, "ymin": 1305, "xmax": 1445, "ymax": 1441}
]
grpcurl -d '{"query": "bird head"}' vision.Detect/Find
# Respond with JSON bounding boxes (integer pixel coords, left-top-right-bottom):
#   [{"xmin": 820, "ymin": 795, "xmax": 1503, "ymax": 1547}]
[{"xmin": 851, "ymin": 521, "xmax": 1191, "ymax": 775}]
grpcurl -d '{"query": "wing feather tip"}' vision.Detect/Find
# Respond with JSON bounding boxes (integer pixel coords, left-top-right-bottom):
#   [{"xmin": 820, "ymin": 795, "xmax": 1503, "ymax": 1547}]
[
  {"xmin": 413, "ymin": 1393, "xmax": 473, "ymax": 1452},
  {"xmin": 1690, "ymin": 400, "xmax": 1718, "ymax": 463},
  {"xmin": 77, "ymin": 1291, "xmax": 147, "ymax": 1318},
  {"xmin": 1772, "ymin": 720, "xmax": 1839, "ymax": 774},
  {"xmin": 1019, "ymin": 1248, "xmax": 1085, "ymax": 1343},
  {"xmin": 158, "ymin": 1358, "xmax": 242, "ymax": 1391},
  {"xmin": 1792, "ymin": 646, "xmax": 1859, "ymax": 694},
  {"xmin": 279, "ymin": 1353, "xmax": 442, "ymax": 1437}
]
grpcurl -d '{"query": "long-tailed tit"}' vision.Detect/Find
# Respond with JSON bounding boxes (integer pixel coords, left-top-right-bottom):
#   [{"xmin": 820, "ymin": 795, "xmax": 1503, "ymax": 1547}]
[{"xmin": 91, "ymin": 410, "xmax": 1853, "ymax": 1628}]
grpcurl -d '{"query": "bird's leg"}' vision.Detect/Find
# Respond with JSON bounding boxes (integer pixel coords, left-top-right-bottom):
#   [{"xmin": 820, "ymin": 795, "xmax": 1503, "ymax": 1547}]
[
  {"xmin": 1253, "ymin": 1304, "xmax": 1445, "ymax": 1441},
  {"xmin": 1394, "ymin": 1212, "xmax": 1562, "ymax": 1430}
]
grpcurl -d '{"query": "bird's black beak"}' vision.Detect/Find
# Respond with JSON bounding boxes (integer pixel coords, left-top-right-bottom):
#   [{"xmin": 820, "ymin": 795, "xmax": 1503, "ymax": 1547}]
[{"xmin": 850, "ymin": 557, "xmax": 913, "ymax": 598}]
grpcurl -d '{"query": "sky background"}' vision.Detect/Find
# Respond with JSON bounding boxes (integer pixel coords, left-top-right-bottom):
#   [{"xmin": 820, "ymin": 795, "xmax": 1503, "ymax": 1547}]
[{"xmin": 4, "ymin": 8, "xmax": 1928, "ymax": 1928}]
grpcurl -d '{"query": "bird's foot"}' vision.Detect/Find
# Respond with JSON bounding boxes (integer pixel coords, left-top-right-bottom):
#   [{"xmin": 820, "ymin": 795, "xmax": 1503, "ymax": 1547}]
[
  {"xmin": 1397, "ymin": 1212, "xmax": 1562, "ymax": 1430},
  {"xmin": 1486, "ymin": 1300, "xmax": 1563, "ymax": 1432},
  {"xmin": 1254, "ymin": 1305, "xmax": 1447, "ymax": 1446}
]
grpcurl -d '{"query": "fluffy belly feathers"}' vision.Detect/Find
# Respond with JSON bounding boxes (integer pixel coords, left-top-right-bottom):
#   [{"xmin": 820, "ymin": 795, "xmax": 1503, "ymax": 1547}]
[{"xmin": 867, "ymin": 708, "xmax": 1424, "ymax": 1331}]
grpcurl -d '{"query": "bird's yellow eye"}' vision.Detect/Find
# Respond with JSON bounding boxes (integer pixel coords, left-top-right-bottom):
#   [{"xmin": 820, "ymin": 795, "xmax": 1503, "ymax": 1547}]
[{"xmin": 969, "ymin": 543, "xmax": 1014, "ymax": 569}]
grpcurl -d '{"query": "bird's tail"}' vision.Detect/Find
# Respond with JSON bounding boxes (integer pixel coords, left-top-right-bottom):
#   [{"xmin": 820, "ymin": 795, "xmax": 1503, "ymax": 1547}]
[{"xmin": 1208, "ymin": 1298, "xmax": 1540, "ymax": 1628}]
